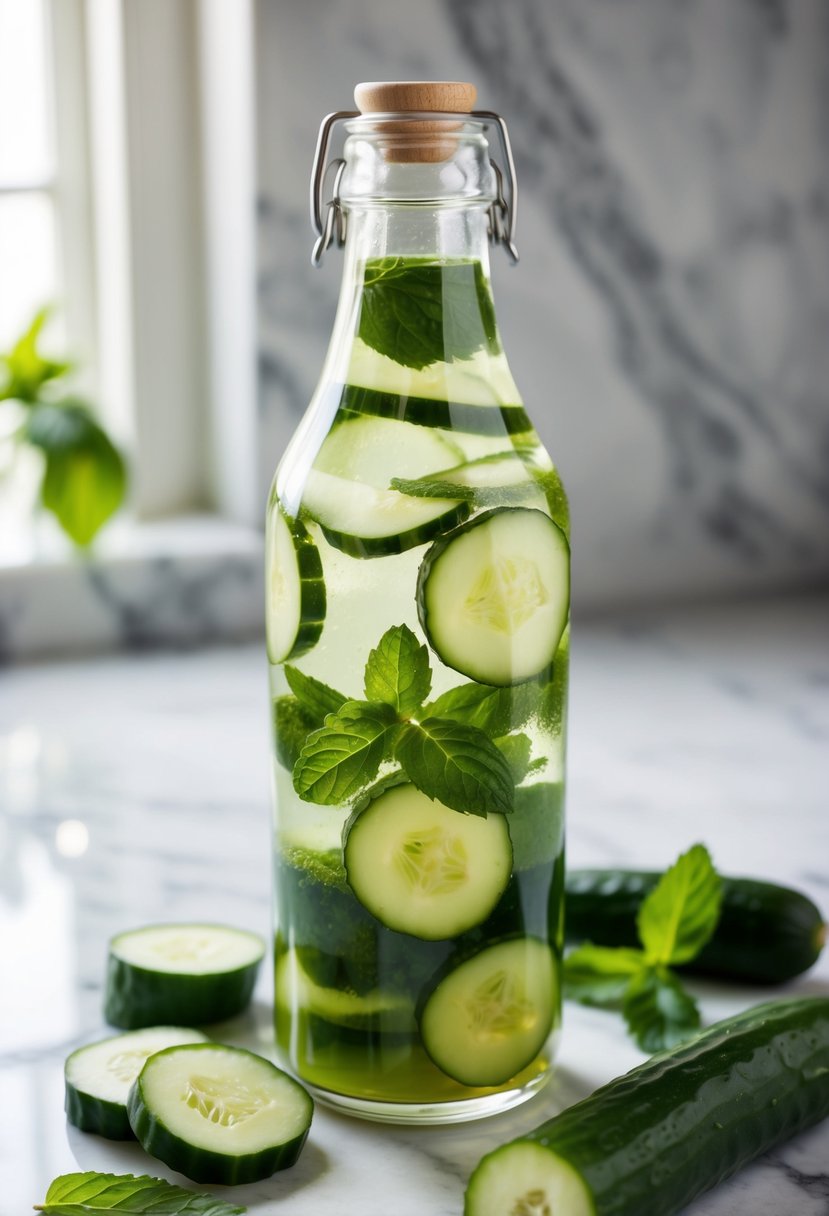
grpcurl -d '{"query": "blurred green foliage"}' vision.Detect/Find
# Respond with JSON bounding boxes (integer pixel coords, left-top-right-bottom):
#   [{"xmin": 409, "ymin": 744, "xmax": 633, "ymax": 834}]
[{"xmin": 0, "ymin": 309, "xmax": 127, "ymax": 547}]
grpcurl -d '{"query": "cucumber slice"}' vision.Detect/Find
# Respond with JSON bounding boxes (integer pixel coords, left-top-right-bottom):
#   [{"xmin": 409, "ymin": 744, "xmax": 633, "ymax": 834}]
[
  {"xmin": 302, "ymin": 415, "xmax": 470, "ymax": 557},
  {"xmin": 465, "ymin": 1141, "xmax": 594, "ymax": 1216},
  {"xmin": 275, "ymin": 947, "xmax": 416, "ymax": 1034},
  {"xmin": 105, "ymin": 924, "xmax": 265, "ymax": 1030},
  {"xmin": 127, "ymin": 1043, "xmax": 313, "ymax": 1184},
  {"xmin": 343, "ymin": 782, "xmax": 513, "ymax": 941},
  {"xmin": 266, "ymin": 507, "xmax": 326, "ymax": 663},
  {"xmin": 65, "ymin": 1026, "xmax": 209, "ymax": 1140},
  {"xmin": 420, "ymin": 937, "xmax": 555, "ymax": 1086},
  {"xmin": 418, "ymin": 508, "xmax": 570, "ymax": 685},
  {"xmin": 338, "ymin": 383, "xmax": 533, "ymax": 436}
]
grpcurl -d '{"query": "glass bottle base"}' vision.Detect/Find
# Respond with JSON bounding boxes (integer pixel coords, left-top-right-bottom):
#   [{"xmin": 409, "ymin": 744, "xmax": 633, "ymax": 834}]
[{"xmin": 305, "ymin": 1059, "xmax": 552, "ymax": 1125}]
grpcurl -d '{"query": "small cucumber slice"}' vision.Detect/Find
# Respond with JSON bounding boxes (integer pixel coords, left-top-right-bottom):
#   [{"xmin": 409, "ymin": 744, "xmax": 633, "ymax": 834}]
[
  {"xmin": 105, "ymin": 924, "xmax": 265, "ymax": 1030},
  {"xmin": 302, "ymin": 415, "xmax": 470, "ymax": 557},
  {"xmin": 266, "ymin": 506, "xmax": 326, "ymax": 663},
  {"xmin": 127, "ymin": 1043, "xmax": 313, "ymax": 1184},
  {"xmin": 338, "ymin": 383, "xmax": 532, "ymax": 436},
  {"xmin": 275, "ymin": 947, "xmax": 416, "ymax": 1033},
  {"xmin": 343, "ymin": 782, "xmax": 513, "ymax": 941},
  {"xmin": 65, "ymin": 1026, "xmax": 208, "ymax": 1140},
  {"xmin": 465, "ymin": 1141, "xmax": 594, "ymax": 1216},
  {"xmin": 418, "ymin": 507, "xmax": 570, "ymax": 685},
  {"xmin": 420, "ymin": 938, "xmax": 556, "ymax": 1087}
]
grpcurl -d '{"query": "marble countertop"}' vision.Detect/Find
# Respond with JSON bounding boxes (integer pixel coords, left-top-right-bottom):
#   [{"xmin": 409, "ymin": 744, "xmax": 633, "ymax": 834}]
[{"xmin": 1, "ymin": 593, "xmax": 827, "ymax": 1216}]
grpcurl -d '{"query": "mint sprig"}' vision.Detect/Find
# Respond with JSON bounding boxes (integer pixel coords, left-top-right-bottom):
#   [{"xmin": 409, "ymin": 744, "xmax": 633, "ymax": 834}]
[
  {"xmin": 34, "ymin": 1172, "xmax": 245, "ymax": 1215},
  {"xmin": 564, "ymin": 844, "xmax": 722, "ymax": 1052}
]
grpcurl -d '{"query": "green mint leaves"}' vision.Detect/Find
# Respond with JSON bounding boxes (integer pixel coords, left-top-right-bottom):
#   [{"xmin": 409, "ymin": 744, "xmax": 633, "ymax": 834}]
[
  {"xmin": 34, "ymin": 1172, "xmax": 245, "ymax": 1215},
  {"xmin": 364, "ymin": 624, "xmax": 431, "ymax": 717},
  {"xmin": 357, "ymin": 257, "xmax": 499, "ymax": 370},
  {"xmin": 285, "ymin": 623, "xmax": 549, "ymax": 816},
  {"xmin": 564, "ymin": 844, "xmax": 723, "ymax": 1053}
]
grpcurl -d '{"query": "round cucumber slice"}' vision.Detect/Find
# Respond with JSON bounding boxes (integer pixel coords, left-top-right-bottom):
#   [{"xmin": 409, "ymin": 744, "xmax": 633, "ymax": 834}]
[
  {"xmin": 128, "ymin": 1043, "xmax": 313, "ymax": 1184},
  {"xmin": 104, "ymin": 924, "xmax": 265, "ymax": 1030},
  {"xmin": 266, "ymin": 506, "xmax": 326, "ymax": 663},
  {"xmin": 419, "ymin": 937, "xmax": 556, "ymax": 1087},
  {"xmin": 417, "ymin": 507, "xmax": 570, "ymax": 685},
  {"xmin": 465, "ymin": 1141, "xmax": 593, "ymax": 1216},
  {"xmin": 302, "ymin": 415, "xmax": 470, "ymax": 557},
  {"xmin": 275, "ymin": 947, "xmax": 416, "ymax": 1033},
  {"xmin": 343, "ymin": 782, "xmax": 513, "ymax": 941},
  {"xmin": 65, "ymin": 1026, "xmax": 209, "ymax": 1140}
]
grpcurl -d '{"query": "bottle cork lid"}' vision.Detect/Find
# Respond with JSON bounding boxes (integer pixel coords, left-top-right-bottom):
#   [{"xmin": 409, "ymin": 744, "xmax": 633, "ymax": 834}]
[{"xmin": 354, "ymin": 80, "xmax": 477, "ymax": 163}]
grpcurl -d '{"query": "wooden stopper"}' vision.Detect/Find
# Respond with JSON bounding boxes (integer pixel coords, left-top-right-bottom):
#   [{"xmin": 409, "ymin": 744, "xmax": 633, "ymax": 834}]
[{"xmin": 354, "ymin": 80, "xmax": 477, "ymax": 163}]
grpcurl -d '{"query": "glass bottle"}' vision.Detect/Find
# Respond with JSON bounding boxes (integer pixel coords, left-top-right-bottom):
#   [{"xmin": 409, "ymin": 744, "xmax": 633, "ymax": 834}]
[{"xmin": 267, "ymin": 82, "xmax": 570, "ymax": 1124}]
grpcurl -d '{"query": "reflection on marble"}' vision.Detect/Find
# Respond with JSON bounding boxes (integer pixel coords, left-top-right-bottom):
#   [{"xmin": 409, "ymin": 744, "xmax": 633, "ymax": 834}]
[
  {"xmin": 1, "ymin": 595, "xmax": 827, "ymax": 1213},
  {"xmin": 256, "ymin": 0, "xmax": 829, "ymax": 608}
]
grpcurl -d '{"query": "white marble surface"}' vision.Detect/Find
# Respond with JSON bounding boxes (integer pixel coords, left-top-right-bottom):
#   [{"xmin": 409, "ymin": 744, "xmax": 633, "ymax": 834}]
[{"xmin": 1, "ymin": 594, "xmax": 827, "ymax": 1215}]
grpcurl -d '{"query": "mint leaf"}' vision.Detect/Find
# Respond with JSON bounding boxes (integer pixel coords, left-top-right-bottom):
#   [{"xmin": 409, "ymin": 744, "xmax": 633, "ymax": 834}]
[
  {"xmin": 425, "ymin": 678, "xmax": 545, "ymax": 738},
  {"xmin": 273, "ymin": 697, "xmax": 317, "ymax": 770},
  {"xmin": 34, "ymin": 1172, "xmax": 245, "ymax": 1215},
  {"xmin": 564, "ymin": 945, "xmax": 645, "ymax": 1008},
  {"xmin": 389, "ymin": 476, "xmax": 536, "ymax": 508},
  {"xmin": 494, "ymin": 733, "xmax": 533, "ymax": 783},
  {"xmin": 622, "ymin": 965, "xmax": 700, "ymax": 1052},
  {"xmin": 637, "ymin": 843, "xmax": 723, "ymax": 965},
  {"xmin": 26, "ymin": 400, "xmax": 126, "ymax": 546},
  {"xmin": 364, "ymin": 624, "xmax": 431, "ymax": 717},
  {"xmin": 284, "ymin": 665, "xmax": 347, "ymax": 724},
  {"xmin": 357, "ymin": 257, "xmax": 498, "ymax": 370},
  {"xmin": 394, "ymin": 717, "xmax": 514, "ymax": 817},
  {"xmin": 293, "ymin": 700, "xmax": 397, "ymax": 804}
]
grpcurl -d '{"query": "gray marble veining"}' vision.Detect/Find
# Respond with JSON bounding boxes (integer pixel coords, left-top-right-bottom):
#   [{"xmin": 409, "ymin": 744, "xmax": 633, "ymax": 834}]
[{"xmin": 1, "ymin": 594, "xmax": 827, "ymax": 1214}]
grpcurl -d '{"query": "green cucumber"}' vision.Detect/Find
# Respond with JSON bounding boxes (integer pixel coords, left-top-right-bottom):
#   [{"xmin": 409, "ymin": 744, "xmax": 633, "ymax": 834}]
[
  {"xmin": 418, "ymin": 508, "xmax": 570, "ymax": 685},
  {"xmin": 465, "ymin": 997, "xmax": 829, "ymax": 1216},
  {"xmin": 338, "ymin": 383, "xmax": 532, "ymax": 436},
  {"xmin": 275, "ymin": 947, "xmax": 416, "ymax": 1034},
  {"xmin": 64, "ymin": 1026, "xmax": 208, "ymax": 1140},
  {"xmin": 343, "ymin": 781, "xmax": 513, "ymax": 941},
  {"xmin": 302, "ymin": 414, "xmax": 470, "ymax": 557},
  {"xmin": 127, "ymin": 1043, "xmax": 312, "ymax": 1184},
  {"xmin": 266, "ymin": 506, "xmax": 326, "ymax": 663},
  {"xmin": 566, "ymin": 870, "xmax": 826, "ymax": 984},
  {"xmin": 104, "ymin": 924, "xmax": 265, "ymax": 1030},
  {"xmin": 420, "ymin": 937, "xmax": 556, "ymax": 1087}
]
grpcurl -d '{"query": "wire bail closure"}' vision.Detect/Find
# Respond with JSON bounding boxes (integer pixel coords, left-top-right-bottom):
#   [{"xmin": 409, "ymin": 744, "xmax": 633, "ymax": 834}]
[{"xmin": 309, "ymin": 110, "xmax": 520, "ymax": 267}]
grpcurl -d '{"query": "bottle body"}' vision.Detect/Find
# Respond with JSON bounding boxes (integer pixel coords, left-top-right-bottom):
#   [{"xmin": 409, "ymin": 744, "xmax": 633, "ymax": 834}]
[{"xmin": 268, "ymin": 132, "xmax": 569, "ymax": 1121}]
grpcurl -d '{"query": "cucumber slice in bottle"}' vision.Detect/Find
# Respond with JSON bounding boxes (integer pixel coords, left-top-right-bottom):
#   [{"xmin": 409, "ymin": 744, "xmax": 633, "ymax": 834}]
[
  {"xmin": 105, "ymin": 924, "xmax": 265, "ymax": 1030},
  {"xmin": 418, "ymin": 507, "xmax": 570, "ymax": 685},
  {"xmin": 343, "ymin": 782, "xmax": 513, "ymax": 941},
  {"xmin": 338, "ymin": 383, "xmax": 533, "ymax": 436},
  {"xmin": 266, "ymin": 506, "xmax": 326, "ymax": 663},
  {"xmin": 302, "ymin": 415, "xmax": 470, "ymax": 557},
  {"xmin": 419, "ymin": 937, "xmax": 556, "ymax": 1087},
  {"xmin": 127, "ymin": 1043, "xmax": 313, "ymax": 1184},
  {"xmin": 65, "ymin": 1026, "xmax": 209, "ymax": 1140},
  {"xmin": 276, "ymin": 947, "xmax": 416, "ymax": 1033}
]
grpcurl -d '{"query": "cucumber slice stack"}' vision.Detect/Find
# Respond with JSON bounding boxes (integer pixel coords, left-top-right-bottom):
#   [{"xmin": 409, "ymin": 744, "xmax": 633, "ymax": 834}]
[
  {"xmin": 65, "ymin": 1026, "xmax": 208, "ymax": 1139},
  {"xmin": 128, "ymin": 1043, "xmax": 313, "ymax": 1184},
  {"xmin": 418, "ymin": 507, "xmax": 570, "ymax": 685},
  {"xmin": 266, "ymin": 507, "xmax": 326, "ymax": 663},
  {"xmin": 105, "ymin": 924, "xmax": 265, "ymax": 1030}
]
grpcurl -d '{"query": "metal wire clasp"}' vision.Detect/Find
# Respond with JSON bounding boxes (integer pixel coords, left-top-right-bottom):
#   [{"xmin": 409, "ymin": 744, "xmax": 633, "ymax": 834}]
[{"xmin": 309, "ymin": 109, "xmax": 520, "ymax": 266}]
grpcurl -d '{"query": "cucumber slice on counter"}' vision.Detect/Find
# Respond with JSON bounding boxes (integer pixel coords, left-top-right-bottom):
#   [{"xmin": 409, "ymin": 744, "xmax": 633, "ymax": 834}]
[
  {"xmin": 275, "ymin": 947, "xmax": 416, "ymax": 1034},
  {"xmin": 302, "ymin": 415, "xmax": 469, "ymax": 557},
  {"xmin": 338, "ymin": 383, "xmax": 533, "ymax": 436},
  {"xmin": 266, "ymin": 507, "xmax": 326, "ymax": 664},
  {"xmin": 343, "ymin": 782, "xmax": 513, "ymax": 941},
  {"xmin": 418, "ymin": 507, "xmax": 570, "ymax": 685},
  {"xmin": 105, "ymin": 924, "xmax": 265, "ymax": 1030},
  {"xmin": 127, "ymin": 1043, "xmax": 313, "ymax": 1184},
  {"xmin": 420, "ymin": 937, "xmax": 556, "ymax": 1087},
  {"xmin": 65, "ymin": 1026, "xmax": 208, "ymax": 1140}
]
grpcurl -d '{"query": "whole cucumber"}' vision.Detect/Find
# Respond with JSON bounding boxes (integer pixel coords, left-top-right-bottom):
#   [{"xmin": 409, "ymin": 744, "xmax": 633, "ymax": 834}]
[
  {"xmin": 566, "ymin": 870, "xmax": 825, "ymax": 984},
  {"xmin": 465, "ymin": 997, "xmax": 829, "ymax": 1216}
]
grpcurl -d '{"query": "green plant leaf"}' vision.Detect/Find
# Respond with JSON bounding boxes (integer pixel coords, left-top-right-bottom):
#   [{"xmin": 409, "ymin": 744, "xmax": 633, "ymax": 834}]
[
  {"xmin": 637, "ymin": 843, "xmax": 723, "ymax": 966},
  {"xmin": 494, "ymin": 733, "xmax": 534, "ymax": 783},
  {"xmin": 389, "ymin": 476, "xmax": 535, "ymax": 507},
  {"xmin": 563, "ymin": 944, "xmax": 646, "ymax": 1008},
  {"xmin": 622, "ymin": 965, "xmax": 701, "ymax": 1053},
  {"xmin": 293, "ymin": 700, "xmax": 398, "ymax": 805},
  {"xmin": 394, "ymin": 716, "xmax": 514, "ymax": 817},
  {"xmin": 273, "ymin": 696, "xmax": 317, "ymax": 771},
  {"xmin": 364, "ymin": 623, "xmax": 431, "ymax": 717},
  {"xmin": 357, "ymin": 257, "xmax": 498, "ymax": 370},
  {"xmin": 284, "ymin": 665, "xmax": 347, "ymax": 724},
  {"xmin": 34, "ymin": 1171, "xmax": 245, "ymax": 1215},
  {"xmin": 25, "ymin": 400, "xmax": 126, "ymax": 546},
  {"xmin": 0, "ymin": 307, "xmax": 72, "ymax": 404},
  {"xmin": 424, "ymin": 677, "xmax": 547, "ymax": 739}
]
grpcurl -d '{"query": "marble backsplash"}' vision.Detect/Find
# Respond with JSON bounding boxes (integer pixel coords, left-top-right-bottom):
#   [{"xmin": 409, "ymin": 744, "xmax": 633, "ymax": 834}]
[{"xmin": 256, "ymin": 0, "xmax": 829, "ymax": 609}]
